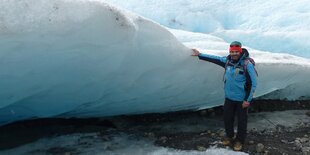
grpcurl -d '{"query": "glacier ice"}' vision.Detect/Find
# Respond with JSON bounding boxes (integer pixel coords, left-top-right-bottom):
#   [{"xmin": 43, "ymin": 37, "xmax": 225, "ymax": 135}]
[
  {"xmin": 104, "ymin": 0, "xmax": 310, "ymax": 58},
  {"xmin": 0, "ymin": 0, "xmax": 310, "ymax": 125}
]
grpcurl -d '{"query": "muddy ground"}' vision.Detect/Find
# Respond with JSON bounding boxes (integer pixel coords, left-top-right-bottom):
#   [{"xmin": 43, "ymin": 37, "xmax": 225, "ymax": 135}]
[{"xmin": 0, "ymin": 99, "xmax": 310, "ymax": 155}]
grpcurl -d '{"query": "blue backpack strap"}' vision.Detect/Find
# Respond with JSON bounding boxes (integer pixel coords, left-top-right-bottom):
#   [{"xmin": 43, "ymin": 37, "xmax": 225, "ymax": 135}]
[{"xmin": 223, "ymin": 55, "xmax": 230, "ymax": 82}]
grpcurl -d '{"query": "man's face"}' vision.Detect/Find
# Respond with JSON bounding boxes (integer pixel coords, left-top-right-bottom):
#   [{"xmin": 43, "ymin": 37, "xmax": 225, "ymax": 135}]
[{"xmin": 230, "ymin": 51, "xmax": 241, "ymax": 61}]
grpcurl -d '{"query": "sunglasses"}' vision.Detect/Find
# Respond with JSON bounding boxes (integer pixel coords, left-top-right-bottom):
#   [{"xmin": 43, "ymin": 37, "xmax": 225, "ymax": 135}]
[{"xmin": 230, "ymin": 45, "xmax": 241, "ymax": 47}]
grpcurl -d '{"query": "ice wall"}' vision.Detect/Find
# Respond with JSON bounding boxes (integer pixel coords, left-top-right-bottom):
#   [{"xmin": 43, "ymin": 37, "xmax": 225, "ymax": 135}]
[
  {"xmin": 104, "ymin": 0, "xmax": 310, "ymax": 58},
  {"xmin": 0, "ymin": 0, "xmax": 209, "ymax": 125},
  {"xmin": 0, "ymin": 0, "xmax": 309, "ymax": 125}
]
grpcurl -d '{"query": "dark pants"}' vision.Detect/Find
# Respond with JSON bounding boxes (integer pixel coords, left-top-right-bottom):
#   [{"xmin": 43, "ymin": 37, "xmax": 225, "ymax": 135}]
[{"xmin": 223, "ymin": 98, "xmax": 248, "ymax": 144}]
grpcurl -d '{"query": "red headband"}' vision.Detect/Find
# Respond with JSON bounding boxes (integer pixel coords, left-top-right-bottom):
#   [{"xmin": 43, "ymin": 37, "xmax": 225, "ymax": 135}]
[{"xmin": 229, "ymin": 46, "xmax": 242, "ymax": 53}]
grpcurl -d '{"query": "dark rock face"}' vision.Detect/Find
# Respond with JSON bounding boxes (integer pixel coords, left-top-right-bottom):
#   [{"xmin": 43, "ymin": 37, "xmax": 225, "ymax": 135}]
[{"xmin": 0, "ymin": 118, "xmax": 116, "ymax": 150}]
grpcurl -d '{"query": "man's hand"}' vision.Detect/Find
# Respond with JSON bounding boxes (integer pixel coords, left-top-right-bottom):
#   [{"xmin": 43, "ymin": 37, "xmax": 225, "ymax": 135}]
[
  {"xmin": 242, "ymin": 101, "xmax": 250, "ymax": 108},
  {"xmin": 191, "ymin": 48, "xmax": 200, "ymax": 56}
]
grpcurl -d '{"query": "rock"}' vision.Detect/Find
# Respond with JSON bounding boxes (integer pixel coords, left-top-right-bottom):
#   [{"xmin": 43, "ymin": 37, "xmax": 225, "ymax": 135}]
[
  {"xmin": 305, "ymin": 134, "xmax": 309, "ymax": 138},
  {"xmin": 208, "ymin": 108, "xmax": 214, "ymax": 112},
  {"xmin": 302, "ymin": 147, "xmax": 310, "ymax": 155},
  {"xmin": 306, "ymin": 111, "xmax": 310, "ymax": 117},
  {"xmin": 219, "ymin": 131, "xmax": 225, "ymax": 137},
  {"xmin": 294, "ymin": 141, "xmax": 303, "ymax": 149},
  {"xmin": 256, "ymin": 143, "xmax": 265, "ymax": 153},
  {"xmin": 103, "ymin": 145, "xmax": 112, "ymax": 151},
  {"xmin": 211, "ymin": 133, "xmax": 216, "ymax": 136},
  {"xmin": 210, "ymin": 112, "xmax": 216, "ymax": 117},
  {"xmin": 300, "ymin": 122, "xmax": 306, "ymax": 127},
  {"xmin": 275, "ymin": 124, "xmax": 285, "ymax": 133},
  {"xmin": 144, "ymin": 132, "xmax": 155, "ymax": 138},
  {"xmin": 149, "ymin": 132, "xmax": 155, "ymax": 137},
  {"xmin": 300, "ymin": 138, "xmax": 309, "ymax": 143},
  {"xmin": 207, "ymin": 130, "xmax": 212, "ymax": 134},
  {"xmin": 251, "ymin": 128, "xmax": 258, "ymax": 132},
  {"xmin": 65, "ymin": 152, "xmax": 71, "ymax": 155},
  {"xmin": 260, "ymin": 129, "xmax": 267, "ymax": 134},
  {"xmin": 281, "ymin": 140, "xmax": 288, "ymax": 144},
  {"xmin": 159, "ymin": 136, "xmax": 168, "ymax": 143},
  {"xmin": 197, "ymin": 146, "xmax": 207, "ymax": 151},
  {"xmin": 293, "ymin": 147, "xmax": 298, "ymax": 151},
  {"xmin": 200, "ymin": 110, "xmax": 207, "ymax": 116},
  {"xmin": 268, "ymin": 130, "xmax": 274, "ymax": 134},
  {"xmin": 286, "ymin": 127, "xmax": 294, "ymax": 133},
  {"xmin": 200, "ymin": 132, "xmax": 207, "ymax": 136},
  {"xmin": 249, "ymin": 140, "xmax": 255, "ymax": 145}
]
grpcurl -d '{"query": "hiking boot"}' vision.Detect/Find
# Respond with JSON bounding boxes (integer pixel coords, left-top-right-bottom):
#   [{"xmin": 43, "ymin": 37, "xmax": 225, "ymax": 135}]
[
  {"xmin": 222, "ymin": 137, "xmax": 232, "ymax": 146},
  {"xmin": 233, "ymin": 141, "xmax": 243, "ymax": 151}
]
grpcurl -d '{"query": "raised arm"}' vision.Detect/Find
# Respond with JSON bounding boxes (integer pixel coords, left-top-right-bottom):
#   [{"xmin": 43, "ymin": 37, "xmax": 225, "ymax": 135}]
[{"xmin": 191, "ymin": 49, "xmax": 226, "ymax": 68}]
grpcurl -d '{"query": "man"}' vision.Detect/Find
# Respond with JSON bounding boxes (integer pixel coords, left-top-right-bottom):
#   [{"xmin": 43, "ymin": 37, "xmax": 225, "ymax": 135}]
[{"xmin": 191, "ymin": 41, "xmax": 257, "ymax": 151}]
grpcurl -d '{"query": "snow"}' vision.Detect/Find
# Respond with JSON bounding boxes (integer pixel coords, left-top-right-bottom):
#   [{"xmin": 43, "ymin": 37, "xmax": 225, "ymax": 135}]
[{"xmin": 0, "ymin": 0, "xmax": 309, "ymax": 126}]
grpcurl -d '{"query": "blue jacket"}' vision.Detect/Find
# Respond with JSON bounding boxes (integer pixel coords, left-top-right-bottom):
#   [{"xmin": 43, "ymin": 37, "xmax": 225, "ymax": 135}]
[{"xmin": 198, "ymin": 53, "xmax": 257, "ymax": 102}]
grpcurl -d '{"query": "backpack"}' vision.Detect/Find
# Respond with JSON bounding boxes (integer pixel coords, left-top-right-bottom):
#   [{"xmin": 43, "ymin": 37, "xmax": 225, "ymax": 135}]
[{"xmin": 224, "ymin": 48, "xmax": 258, "ymax": 78}]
